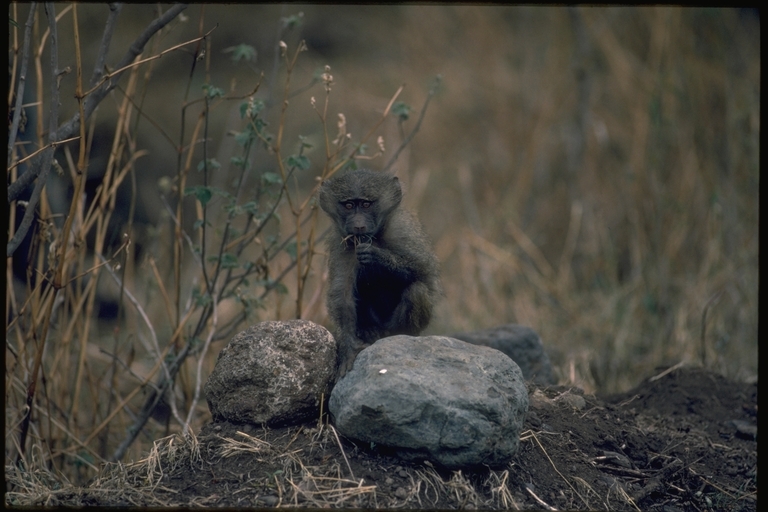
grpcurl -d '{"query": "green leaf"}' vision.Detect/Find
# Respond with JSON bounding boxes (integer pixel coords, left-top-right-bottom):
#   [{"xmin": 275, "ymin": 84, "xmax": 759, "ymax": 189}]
[
  {"xmin": 206, "ymin": 253, "xmax": 238, "ymax": 269},
  {"xmin": 234, "ymin": 130, "xmax": 254, "ymax": 147},
  {"xmin": 184, "ymin": 186, "xmax": 213, "ymax": 207},
  {"xmin": 192, "ymin": 287, "xmax": 212, "ymax": 307},
  {"xmin": 231, "ymin": 156, "xmax": 249, "ymax": 169},
  {"xmin": 261, "ymin": 172, "xmax": 282, "ymax": 185},
  {"xmin": 219, "ymin": 253, "xmax": 239, "ymax": 269},
  {"xmin": 285, "ymin": 241, "xmax": 298, "ymax": 259},
  {"xmin": 298, "ymin": 135, "xmax": 313, "ymax": 149},
  {"xmin": 240, "ymin": 98, "xmax": 265, "ymax": 119},
  {"xmin": 193, "ymin": 219, "xmax": 209, "ymax": 230},
  {"xmin": 392, "ymin": 101, "xmax": 412, "ymax": 121},
  {"xmin": 287, "ymin": 154, "xmax": 310, "ymax": 171},
  {"xmin": 241, "ymin": 201, "xmax": 259, "ymax": 215},
  {"xmin": 202, "ymin": 83, "xmax": 224, "ymax": 99},
  {"xmin": 223, "ymin": 44, "xmax": 257, "ymax": 63},
  {"xmin": 211, "ymin": 187, "xmax": 234, "ymax": 201},
  {"xmin": 197, "ymin": 158, "xmax": 221, "ymax": 172},
  {"xmin": 281, "ymin": 12, "xmax": 304, "ymax": 29}
]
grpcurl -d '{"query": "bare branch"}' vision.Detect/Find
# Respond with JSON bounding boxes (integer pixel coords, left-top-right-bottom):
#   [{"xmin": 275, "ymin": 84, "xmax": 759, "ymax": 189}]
[
  {"xmin": 90, "ymin": 3, "xmax": 124, "ymax": 88},
  {"xmin": 7, "ymin": 3, "xmax": 37, "ymax": 170},
  {"xmin": 7, "ymin": 3, "xmax": 61, "ymax": 258},
  {"xmin": 7, "ymin": 136, "xmax": 80, "ymax": 172}
]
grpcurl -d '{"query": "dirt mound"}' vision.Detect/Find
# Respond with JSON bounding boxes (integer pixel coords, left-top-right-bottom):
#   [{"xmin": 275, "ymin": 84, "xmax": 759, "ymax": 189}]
[{"xmin": 5, "ymin": 366, "xmax": 756, "ymax": 510}]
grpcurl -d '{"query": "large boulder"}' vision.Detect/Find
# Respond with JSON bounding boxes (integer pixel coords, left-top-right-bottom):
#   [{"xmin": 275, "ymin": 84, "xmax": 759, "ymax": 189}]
[
  {"xmin": 451, "ymin": 324, "xmax": 556, "ymax": 385},
  {"xmin": 204, "ymin": 320, "xmax": 336, "ymax": 426},
  {"xmin": 329, "ymin": 335, "xmax": 529, "ymax": 469}
]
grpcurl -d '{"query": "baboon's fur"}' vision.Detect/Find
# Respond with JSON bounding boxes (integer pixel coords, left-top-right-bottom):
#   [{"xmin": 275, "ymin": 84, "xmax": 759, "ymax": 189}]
[{"xmin": 319, "ymin": 169, "xmax": 441, "ymax": 377}]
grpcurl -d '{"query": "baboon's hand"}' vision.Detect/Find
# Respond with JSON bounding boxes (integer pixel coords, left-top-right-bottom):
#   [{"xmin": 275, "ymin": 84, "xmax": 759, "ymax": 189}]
[
  {"xmin": 337, "ymin": 354, "xmax": 356, "ymax": 379},
  {"xmin": 355, "ymin": 244, "xmax": 380, "ymax": 266},
  {"xmin": 336, "ymin": 335, "xmax": 368, "ymax": 380}
]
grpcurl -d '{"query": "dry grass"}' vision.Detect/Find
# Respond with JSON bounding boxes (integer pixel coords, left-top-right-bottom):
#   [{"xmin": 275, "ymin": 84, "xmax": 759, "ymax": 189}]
[
  {"xmin": 416, "ymin": 6, "xmax": 759, "ymax": 394},
  {"xmin": 6, "ymin": 3, "xmax": 758, "ymax": 499},
  {"xmin": 3, "ymin": 423, "xmax": 511, "ymax": 508}
]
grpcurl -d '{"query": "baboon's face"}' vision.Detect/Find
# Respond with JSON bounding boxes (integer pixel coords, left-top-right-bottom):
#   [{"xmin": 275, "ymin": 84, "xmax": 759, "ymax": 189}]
[
  {"xmin": 319, "ymin": 170, "xmax": 402, "ymax": 239},
  {"xmin": 339, "ymin": 198, "xmax": 378, "ymax": 236}
]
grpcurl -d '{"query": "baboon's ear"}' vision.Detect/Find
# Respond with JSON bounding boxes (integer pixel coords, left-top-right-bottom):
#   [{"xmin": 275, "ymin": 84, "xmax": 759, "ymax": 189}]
[{"xmin": 394, "ymin": 176, "xmax": 404, "ymax": 197}]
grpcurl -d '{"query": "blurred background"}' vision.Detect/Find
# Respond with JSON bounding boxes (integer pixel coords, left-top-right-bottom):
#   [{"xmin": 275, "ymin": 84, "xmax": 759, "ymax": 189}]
[{"xmin": 7, "ymin": 4, "xmax": 759, "ymax": 473}]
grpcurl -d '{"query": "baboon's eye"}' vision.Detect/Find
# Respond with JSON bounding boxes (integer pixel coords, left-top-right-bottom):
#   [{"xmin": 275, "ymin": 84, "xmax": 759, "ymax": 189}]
[
  {"xmin": 362, "ymin": 201, "xmax": 372, "ymax": 209},
  {"xmin": 343, "ymin": 202, "xmax": 354, "ymax": 210}
]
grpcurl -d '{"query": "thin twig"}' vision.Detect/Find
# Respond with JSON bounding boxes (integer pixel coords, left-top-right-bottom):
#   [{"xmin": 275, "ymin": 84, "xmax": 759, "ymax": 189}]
[
  {"xmin": 329, "ymin": 424, "xmax": 356, "ymax": 481},
  {"xmin": 383, "ymin": 75, "xmax": 441, "ymax": 173},
  {"xmin": 7, "ymin": 136, "xmax": 80, "ymax": 172},
  {"xmin": 525, "ymin": 485, "xmax": 557, "ymax": 510},
  {"xmin": 700, "ymin": 289, "xmax": 725, "ymax": 367},
  {"xmin": 184, "ymin": 283, "xmax": 219, "ymax": 435},
  {"xmin": 530, "ymin": 430, "xmax": 587, "ymax": 507},
  {"xmin": 648, "ymin": 360, "xmax": 686, "ymax": 382},
  {"xmin": 98, "ymin": 254, "xmax": 182, "ymax": 429}
]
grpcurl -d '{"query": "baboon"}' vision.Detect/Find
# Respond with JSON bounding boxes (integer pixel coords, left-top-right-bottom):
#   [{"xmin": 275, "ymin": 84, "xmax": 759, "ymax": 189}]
[{"xmin": 319, "ymin": 169, "xmax": 441, "ymax": 378}]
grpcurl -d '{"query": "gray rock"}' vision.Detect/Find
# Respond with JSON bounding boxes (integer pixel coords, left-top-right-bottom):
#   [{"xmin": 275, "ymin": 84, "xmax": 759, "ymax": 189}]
[
  {"xmin": 451, "ymin": 324, "xmax": 556, "ymax": 385},
  {"xmin": 204, "ymin": 320, "xmax": 336, "ymax": 426},
  {"xmin": 329, "ymin": 335, "xmax": 529, "ymax": 469}
]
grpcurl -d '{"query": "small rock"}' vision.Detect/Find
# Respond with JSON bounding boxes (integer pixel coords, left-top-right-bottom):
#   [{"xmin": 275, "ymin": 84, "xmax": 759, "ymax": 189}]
[
  {"xmin": 261, "ymin": 495, "xmax": 278, "ymax": 506},
  {"xmin": 599, "ymin": 450, "xmax": 633, "ymax": 469},
  {"xmin": 394, "ymin": 487, "xmax": 408, "ymax": 499},
  {"xmin": 204, "ymin": 320, "xmax": 336, "ymax": 426},
  {"xmin": 731, "ymin": 419, "xmax": 757, "ymax": 440},
  {"xmin": 330, "ymin": 335, "xmax": 529, "ymax": 469},
  {"xmin": 529, "ymin": 389, "xmax": 554, "ymax": 409},
  {"xmin": 526, "ymin": 411, "xmax": 542, "ymax": 428},
  {"xmin": 556, "ymin": 392, "xmax": 586, "ymax": 410}
]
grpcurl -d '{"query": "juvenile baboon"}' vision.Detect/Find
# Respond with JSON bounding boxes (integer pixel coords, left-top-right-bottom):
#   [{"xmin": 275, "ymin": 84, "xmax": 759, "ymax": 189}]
[{"xmin": 319, "ymin": 169, "xmax": 441, "ymax": 378}]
